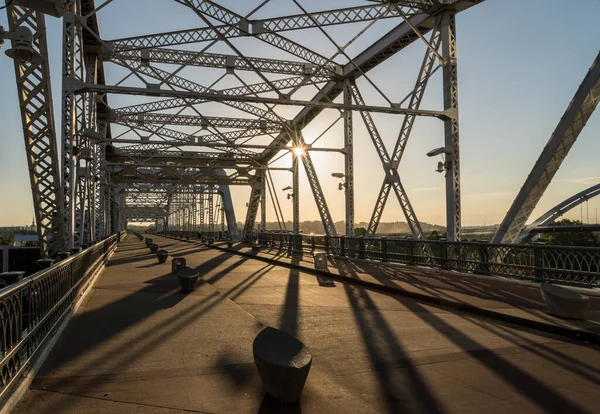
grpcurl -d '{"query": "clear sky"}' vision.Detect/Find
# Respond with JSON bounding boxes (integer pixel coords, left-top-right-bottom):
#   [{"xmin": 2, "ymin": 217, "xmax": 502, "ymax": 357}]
[{"xmin": 1, "ymin": 0, "xmax": 599, "ymax": 229}]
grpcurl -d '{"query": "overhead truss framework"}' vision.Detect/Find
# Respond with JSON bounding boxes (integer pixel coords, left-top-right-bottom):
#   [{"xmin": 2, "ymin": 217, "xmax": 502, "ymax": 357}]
[{"xmin": 6, "ymin": 0, "xmax": 489, "ymax": 254}]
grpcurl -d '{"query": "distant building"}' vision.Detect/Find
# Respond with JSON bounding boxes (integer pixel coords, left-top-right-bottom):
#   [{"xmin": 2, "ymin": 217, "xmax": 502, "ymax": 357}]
[{"xmin": 12, "ymin": 234, "xmax": 39, "ymax": 247}]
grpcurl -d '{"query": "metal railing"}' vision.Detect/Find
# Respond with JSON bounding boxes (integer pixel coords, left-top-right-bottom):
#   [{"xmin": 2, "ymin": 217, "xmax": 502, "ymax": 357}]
[
  {"xmin": 163, "ymin": 230, "xmax": 226, "ymax": 241},
  {"xmin": 254, "ymin": 233, "xmax": 600, "ymax": 288},
  {"xmin": 0, "ymin": 232, "xmax": 125, "ymax": 401}
]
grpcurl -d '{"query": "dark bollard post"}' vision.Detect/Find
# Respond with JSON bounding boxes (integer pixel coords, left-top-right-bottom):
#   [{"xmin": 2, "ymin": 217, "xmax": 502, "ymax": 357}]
[
  {"xmin": 36, "ymin": 258, "xmax": 54, "ymax": 269},
  {"xmin": 56, "ymin": 252, "xmax": 71, "ymax": 262},
  {"xmin": 0, "ymin": 271, "xmax": 25, "ymax": 287}
]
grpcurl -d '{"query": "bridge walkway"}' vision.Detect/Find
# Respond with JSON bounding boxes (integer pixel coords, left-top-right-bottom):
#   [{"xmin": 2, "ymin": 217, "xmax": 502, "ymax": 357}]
[{"xmin": 12, "ymin": 235, "xmax": 600, "ymax": 413}]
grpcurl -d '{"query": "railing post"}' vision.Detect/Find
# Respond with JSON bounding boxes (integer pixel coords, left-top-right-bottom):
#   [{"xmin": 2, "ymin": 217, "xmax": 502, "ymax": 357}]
[
  {"xmin": 340, "ymin": 236, "xmax": 346, "ymax": 257},
  {"xmin": 311, "ymin": 236, "xmax": 316, "ymax": 253},
  {"xmin": 358, "ymin": 238, "xmax": 366, "ymax": 259},
  {"xmin": 478, "ymin": 244, "xmax": 490, "ymax": 275},
  {"xmin": 324, "ymin": 237, "xmax": 330, "ymax": 255},
  {"xmin": 408, "ymin": 240, "xmax": 416, "ymax": 265},
  {"xmin": 440, "ymin": 241, "xmax": 449, "ymax": 270},
  {"xmin": 381, "ymin": 238, "xmax": 388, "ymax": 262},
  {"xmin": 534, "ymin": 246, "xmax": 544, "ymax": 282},
  {"xmin": 295, "ymin": 235, "xmax": 302, "ymax": 252}
]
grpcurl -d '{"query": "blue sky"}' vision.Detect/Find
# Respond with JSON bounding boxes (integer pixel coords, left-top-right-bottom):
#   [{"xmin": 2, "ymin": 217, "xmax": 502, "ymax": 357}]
[{"xmin": 1, "ymin": 0, "xmax": 599, "ymax": 229}]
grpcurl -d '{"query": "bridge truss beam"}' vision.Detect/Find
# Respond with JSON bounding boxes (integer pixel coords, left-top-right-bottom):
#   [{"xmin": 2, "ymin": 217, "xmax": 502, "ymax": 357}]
[{"xmin": 493, "ymin": 51, "xmax": 600, "ymax": 244}]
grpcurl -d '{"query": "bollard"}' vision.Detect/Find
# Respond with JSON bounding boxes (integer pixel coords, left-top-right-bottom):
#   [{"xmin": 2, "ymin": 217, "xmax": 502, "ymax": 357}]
[
  {"xmin": 36, "ymin": 258, "xmax": 54, "ymax": 269},
  {"xmin": 171, "ymin": 257, "xmax": 186, "ymax": 273}
]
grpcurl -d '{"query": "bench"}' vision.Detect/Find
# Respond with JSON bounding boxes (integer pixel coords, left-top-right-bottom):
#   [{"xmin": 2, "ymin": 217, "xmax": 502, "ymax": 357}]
[{"xmin": 541, "ymin": 283, "xmax": 589, "ymax": 320}]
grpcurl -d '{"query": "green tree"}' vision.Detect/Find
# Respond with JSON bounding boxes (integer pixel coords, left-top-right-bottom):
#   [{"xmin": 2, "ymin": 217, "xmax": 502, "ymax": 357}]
[
  {"xmin": 545, "ymin": 219, "xmax": 600, "ymax": 247},
  {"xmin": 427, "ymin": 230, "xmax": 439, "ymax": 240},
  {"xmin": 354, "ymin": 227, "xmax": 367, "ymax": 237}
]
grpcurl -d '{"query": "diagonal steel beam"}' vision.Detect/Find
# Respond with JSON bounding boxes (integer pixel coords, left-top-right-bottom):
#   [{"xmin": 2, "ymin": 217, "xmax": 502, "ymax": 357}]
[{"xmin": 493, "ymin": 50, "xmax": 600, "ymax": 244}]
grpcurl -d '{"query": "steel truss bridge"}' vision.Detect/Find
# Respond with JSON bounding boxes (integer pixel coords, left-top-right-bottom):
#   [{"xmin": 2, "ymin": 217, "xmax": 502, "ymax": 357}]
[{"xmin": 1, "ymin": 0, "xmax": 599, "ymax": 258}]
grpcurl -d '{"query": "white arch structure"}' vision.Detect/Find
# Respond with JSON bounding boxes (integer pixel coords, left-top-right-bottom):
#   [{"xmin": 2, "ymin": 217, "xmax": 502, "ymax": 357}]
[{"xmin": 516, "ymin": 183, "xmax": 600, "ymax": 244}]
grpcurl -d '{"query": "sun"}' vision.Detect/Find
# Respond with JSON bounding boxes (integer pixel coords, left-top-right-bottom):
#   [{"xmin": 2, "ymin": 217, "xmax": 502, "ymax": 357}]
[{"xmin": 292, "ymin": 147, "xmax": 305, "ymax": 157}]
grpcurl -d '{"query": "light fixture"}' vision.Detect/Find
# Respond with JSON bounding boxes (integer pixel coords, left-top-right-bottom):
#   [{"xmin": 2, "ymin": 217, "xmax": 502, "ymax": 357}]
[
  {"xmin": 3, "ymin": 26, "xmax": 41, "ymax": 64},
  {"xmin": 332, "ymin": 172, "xmax": 346, "ymax": 191},
  {"xmin": 426, "ymin": 147, "xmax": 451, "ymax": 158},
  {"xmin": 427, "ymin": 147, "xmax": 451, "ymax": 173},
  {"xmin": 436, "ymin": 161, "xmax": 446, "ymax": 174}
]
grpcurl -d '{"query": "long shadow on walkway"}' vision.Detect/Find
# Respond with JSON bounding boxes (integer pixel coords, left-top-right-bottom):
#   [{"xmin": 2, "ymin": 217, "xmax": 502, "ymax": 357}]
[
  {"xmin": 345, "ymin": 260, "xmax": 597, "ymax": 413},
  {"xmin": 34, "ymin": 240, "xmax": 271, "ymax": 413}
]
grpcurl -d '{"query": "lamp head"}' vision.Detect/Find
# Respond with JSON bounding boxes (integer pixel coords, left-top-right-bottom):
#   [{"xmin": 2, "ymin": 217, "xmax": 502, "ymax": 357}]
[
  {"xmin": 5, "ymin": 26, "xmax": 41, "ymax": 64},
  {"xmin": 427, "ymin": 147, "xmax": 451, "ymax": 158}
]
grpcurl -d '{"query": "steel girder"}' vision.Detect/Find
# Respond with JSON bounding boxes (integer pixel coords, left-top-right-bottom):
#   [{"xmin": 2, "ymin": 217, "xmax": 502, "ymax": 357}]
[
  {"xmin": 343, "ymin": 81, "xmax": 354, "ymax": 236},
  {"xmin": 441, "ymin": 12, "xmax": 461, "ymax": 241},
  {"xmin": 120, "ymin": 113, "xmax": 283, "ymax": 130},
  {"xmin": 6, "ymin": 5, "xmax": 65, "ymax": 257},
  {"xmin": 242, "ymin": 171, "xmax": 264, "ymax": 242},
  {"xmin": 109, "ymin": 48, "xmax": 339, "ymax": 78},
  {"xmin": 67, "ymin": 82, "xmax": 450, "ymax": 118},
  {"xmin": 493, "ymin": 50, "xmax": 600, "ymax": 244},
  {"xmin": 365, "ymin": 16, "xmax": 442, "ymax": 238},
  {"xmin": 107, "ymin": 2, "xmax": 423, "ymax": 51},
  {"xmin": 349, "ymin": 80, "xmax": 424, "ymax": 240}
]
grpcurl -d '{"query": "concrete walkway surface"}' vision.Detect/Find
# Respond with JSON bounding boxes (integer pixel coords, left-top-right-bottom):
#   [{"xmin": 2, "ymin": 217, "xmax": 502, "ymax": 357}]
[
  {"xmin": 214, "ymin": 241, "xmax": 600, "ymax": 341},
  {"xmin": 13, "ymin": 235, "xmax": 600, "ymax": 413}
]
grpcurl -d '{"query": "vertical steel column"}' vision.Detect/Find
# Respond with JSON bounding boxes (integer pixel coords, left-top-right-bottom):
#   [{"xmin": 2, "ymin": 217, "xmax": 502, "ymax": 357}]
[
  {"xmin": 62, "ymin": 2, "xmax": 86, "ymax": 249},
  {"xmin": 441, "ymin": 12, "xmax": 461, "ymax": 241},
  {"xmin": 95, "ymin": 118, "xmax": 107, "ymax": 240},
  {"xmin": 6, "ymin": 5, "xmax": 65, "ymax": 256},
  {"xmin": 343, "ymin": 80, "xmax": 354, "ymax": 236},
  {"xmin": 208, "ymin": 189, "xmax": 214, "ymax": 232},
  {"xmin": 86, "ymin": 54, "xmax": 98, "ymax": 242},
  {"xmin": 221, "ymin": 194, "xmax": 226, "ymax": 233},
  {"xmin": 192, "ymin": 193, "xmax": 197, "ymax": 235},
  {"xmin": 292, "ymin": 150, "xmax": 299, "ymax": 235},
  {"xmin": 260, "ymin": 174, "xmax": 266, "ymax": 232},
  {"xmin": 242, "ymin": 171, "xmax": 264, "ymax": 242},
  {"xmin": 199, "ymin": 192, "xmax": 205, "ymax": 232}
]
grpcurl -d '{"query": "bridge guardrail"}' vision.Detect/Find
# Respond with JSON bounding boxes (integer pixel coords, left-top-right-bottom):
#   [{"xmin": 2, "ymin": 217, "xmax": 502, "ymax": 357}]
[
  {"xmin": 0, "ymin": 231, "xmax": 126, "ymax": 402},
  {"xmin": 252, "ymin": 233, "xmax": 600, "ymax": 288}
]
